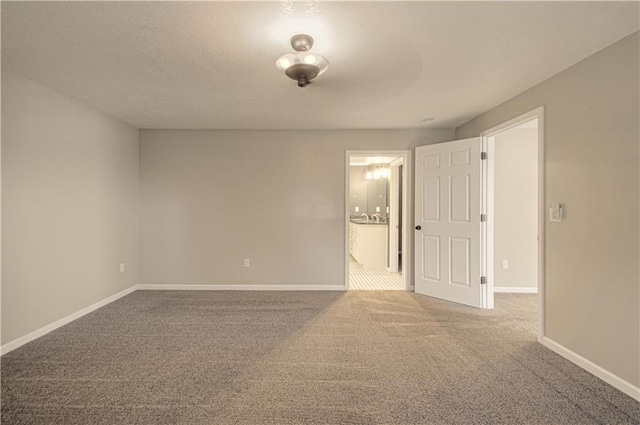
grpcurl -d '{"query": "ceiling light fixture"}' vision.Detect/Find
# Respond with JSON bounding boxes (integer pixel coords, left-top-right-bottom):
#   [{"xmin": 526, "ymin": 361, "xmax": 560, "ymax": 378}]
[
  {"xmin": 364, "ymin": 164, "xmax": 389, "ymax": 180},
  {"xmin": 276, "ymin": 34, "xmax": 329, "ymax": 88}
]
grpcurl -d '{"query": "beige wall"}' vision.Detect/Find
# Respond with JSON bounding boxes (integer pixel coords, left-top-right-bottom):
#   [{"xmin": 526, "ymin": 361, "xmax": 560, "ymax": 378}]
[
  {"xmin": 493, "ymin": 127, "xmax": 538, "ymax": 288},
  {"xmin": 1, "ymin": 70, "xmax": 139, "ymax": 345},
  {"xmin": 457, "ymin": 32, "xmax": 639, "ymax": 387},
  {"xmin": 139, "ymin": 129, "xmax": 454, "ymax": 287}
]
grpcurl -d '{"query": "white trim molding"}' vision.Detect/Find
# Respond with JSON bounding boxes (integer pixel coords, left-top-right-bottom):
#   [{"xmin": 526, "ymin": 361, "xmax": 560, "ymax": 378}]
[
  {"xmin": 541, "ymin": 337, "xmax": 640, "ymax": 402},
  {"xmin": 137, "ymin": 284, "xmax": 346, "ymax": 291},
  {"xmin": 493, "ymin": 286, "xmax": 538, "ymax": 293},
  {"xmin": 1, "ymin": 285, "xmax": 138, "ymax": 356}
]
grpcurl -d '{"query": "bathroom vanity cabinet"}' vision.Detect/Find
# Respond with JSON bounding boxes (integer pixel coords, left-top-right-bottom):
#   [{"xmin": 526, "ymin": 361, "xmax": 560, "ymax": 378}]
[{"xmin": 349, "ymin": 222, "xmax": 388, "ymax": 269}]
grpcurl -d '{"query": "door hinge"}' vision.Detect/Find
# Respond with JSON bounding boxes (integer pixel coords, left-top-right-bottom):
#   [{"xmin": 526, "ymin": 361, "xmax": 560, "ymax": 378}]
[
  {"xmin": 480, "ymin": 214, "xmax": 487, "ymax": 222},
  {"xmin": 481, "ymin": 276, "xmax": 487, "ymax": 284},
  {"xmin": 481, "ymin": 152, "xmax": 487, "ymax": 160}
]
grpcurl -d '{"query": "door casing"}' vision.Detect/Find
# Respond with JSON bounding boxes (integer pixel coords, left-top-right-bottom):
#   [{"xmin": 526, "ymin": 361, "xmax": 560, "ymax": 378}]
[{"xmin": 388, "ymin": 157, "xmax": 404, "ymax": 273}]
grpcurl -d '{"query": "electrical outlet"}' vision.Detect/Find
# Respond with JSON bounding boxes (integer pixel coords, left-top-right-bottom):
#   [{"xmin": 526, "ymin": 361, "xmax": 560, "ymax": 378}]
[
  {"xmin": 502, "ymin": 260, "xmax": 509, "ymax": 269},
  {"xmin": 119, "ymin": 263, "xmax": 125, "ymax": 273},
  {"xmin": 355, "ymin": 206, "xmax": 359, "ymax": 212},
  {"xmin": 243, "ymin": 258, "xmax": 250, "ymax": 268}
]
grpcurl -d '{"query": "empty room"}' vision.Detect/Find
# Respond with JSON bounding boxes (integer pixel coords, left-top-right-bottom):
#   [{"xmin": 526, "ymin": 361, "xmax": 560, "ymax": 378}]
[{"xmin": 1, "ymin": 1, "xmax": 639, "ymax": 424}]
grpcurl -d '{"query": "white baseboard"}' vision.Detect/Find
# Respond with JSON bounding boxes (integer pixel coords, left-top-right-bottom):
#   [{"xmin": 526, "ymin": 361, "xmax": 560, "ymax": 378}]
[
  {"xmin": 1, "ymin": 285, "xmax": 138, "ymax": 356},
  {"xmin": 541, "ymin": 336, "xmax": 640, "ymax": 402},
  {"xmin": 494, "ymin": 286, "xmax": 538, "ymax": 293},
  {"xmin": 137, "ymin": 284, "xmax": 347, "ymax": 291}
]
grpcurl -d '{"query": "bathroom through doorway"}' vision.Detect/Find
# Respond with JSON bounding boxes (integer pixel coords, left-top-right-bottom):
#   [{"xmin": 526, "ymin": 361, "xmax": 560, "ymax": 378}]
[{"xmin": 345, "ymin": 151, "xmax": 411, "ymax": 290}]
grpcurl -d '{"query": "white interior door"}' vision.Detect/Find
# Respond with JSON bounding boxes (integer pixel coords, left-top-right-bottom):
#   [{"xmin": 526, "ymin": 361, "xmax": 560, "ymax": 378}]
[{"xmin": 414, "ymin": 138, "xmax": 484, "ymax": 308}]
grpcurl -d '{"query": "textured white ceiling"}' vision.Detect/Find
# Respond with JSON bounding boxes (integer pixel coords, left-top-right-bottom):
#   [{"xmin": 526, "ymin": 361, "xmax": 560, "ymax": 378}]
[{"xmin": 2, "ymin": 1, "xmax": 638, "ymax": 130}]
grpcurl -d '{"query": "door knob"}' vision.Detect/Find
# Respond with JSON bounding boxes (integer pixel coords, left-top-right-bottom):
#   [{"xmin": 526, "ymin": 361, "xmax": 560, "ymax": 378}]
[{"xmin": 415, "ymin": 225, "xmax": 421, "ymax": 230}]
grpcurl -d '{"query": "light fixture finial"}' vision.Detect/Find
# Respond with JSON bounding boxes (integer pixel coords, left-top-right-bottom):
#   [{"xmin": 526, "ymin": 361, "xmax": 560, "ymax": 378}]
[{"xmin": 290, "ymin": 34, "xmax": 314, "ymax": 52}]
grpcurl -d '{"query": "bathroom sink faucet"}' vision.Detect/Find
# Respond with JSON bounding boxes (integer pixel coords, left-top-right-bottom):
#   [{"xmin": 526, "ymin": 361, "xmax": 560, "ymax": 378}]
[
  {"xmin": 371, "ymin": 213, "xmax": 382, "ymax": 223},
  {"xmin": 360, "ymin": 213, "xmax": 370, "ymax": 222}
]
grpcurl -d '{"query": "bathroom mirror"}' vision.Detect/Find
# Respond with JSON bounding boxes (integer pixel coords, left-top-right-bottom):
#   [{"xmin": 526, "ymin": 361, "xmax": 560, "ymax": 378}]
[{"xmin": 349, "ymin": 164, "xmax": 389, "ymax": 218}]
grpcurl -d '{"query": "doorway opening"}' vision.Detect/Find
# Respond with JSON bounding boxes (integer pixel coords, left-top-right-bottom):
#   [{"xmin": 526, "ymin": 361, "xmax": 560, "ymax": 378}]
[
  {"xmin": 345, "ymin": 151, "xmax": 411, "ymax": 290},
  {"xmin": 481, "ymin": 107, "xmax": 545, "ymax": 341},
  {"xmin": 412, "ymin": 107, "xmax": 544, "ymax": 322}
]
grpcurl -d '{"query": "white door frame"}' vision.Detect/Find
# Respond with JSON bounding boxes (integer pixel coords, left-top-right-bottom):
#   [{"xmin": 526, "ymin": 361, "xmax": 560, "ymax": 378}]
[
  {"xmin": 480, "ymin": 106, "xmax": 545, "ymax": 342},
  {"xmin": 388, "ymin": 157, "xmax": 404, "ymax": 273},
  {"xmin": 345, "ymin": 150, "xmax": 412, "ymax": 290}
]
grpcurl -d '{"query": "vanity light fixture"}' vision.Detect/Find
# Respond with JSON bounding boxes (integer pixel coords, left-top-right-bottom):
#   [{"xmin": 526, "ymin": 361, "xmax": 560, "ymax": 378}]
[
  {"xmin": 365, "ymin": 165, "xmax": 390, "ymax": 180},
  {"xmin": 276, "ymin": 34, "xmax": 329, "ymax": 88}
]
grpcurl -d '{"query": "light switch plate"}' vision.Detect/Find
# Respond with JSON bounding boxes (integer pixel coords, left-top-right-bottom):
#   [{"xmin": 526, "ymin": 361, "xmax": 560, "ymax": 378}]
[{"xmin": 549, "ymin": 203, "xmax": 563, "ymax": 222}]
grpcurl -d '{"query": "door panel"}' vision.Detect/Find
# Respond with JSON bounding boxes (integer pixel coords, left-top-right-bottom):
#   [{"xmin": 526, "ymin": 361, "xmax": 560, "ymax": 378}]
[
  {"xmin": 414, "ymin": 138, "xmax": 483, "ymax": 308},
  {"xmin": 423, "ymin": 177, "xmax": 440, "ymax": 221},
  {"xmin": 450, "ymin": 237, "xmax": 470, "ymax": 287},
  {"xmin": 450, "ymin": 174, "xmax": 470, "ymax": 222},
  {"xmin": 423, "ymin": 235, "xmax": 440, "ymax": 281}
]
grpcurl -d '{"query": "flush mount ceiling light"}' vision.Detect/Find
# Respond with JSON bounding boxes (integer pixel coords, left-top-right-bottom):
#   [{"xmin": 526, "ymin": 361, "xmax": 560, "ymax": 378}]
[{"xmin": 276, "ymin": 34, "xmax": 329, "ymax": 88}]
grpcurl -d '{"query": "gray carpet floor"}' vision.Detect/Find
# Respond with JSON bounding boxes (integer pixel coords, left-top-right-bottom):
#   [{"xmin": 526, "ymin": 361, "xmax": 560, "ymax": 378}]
[{"xmin": 1, "ymin": 291, "xmax": 639, "ymax": 424}]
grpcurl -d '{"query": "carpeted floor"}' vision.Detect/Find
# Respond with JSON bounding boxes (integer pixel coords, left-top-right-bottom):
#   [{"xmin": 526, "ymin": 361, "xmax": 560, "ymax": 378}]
[{"xmin": 1, "ymin": 291, "xmax": 639, "ymax": 424}]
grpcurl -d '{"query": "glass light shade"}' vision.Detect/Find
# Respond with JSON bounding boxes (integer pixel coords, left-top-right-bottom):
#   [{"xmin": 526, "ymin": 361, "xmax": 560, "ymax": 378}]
[
  {"xmin": 276, "ymin": 52, "xmax": 329, "ymax": 75},
  {"xmin": 365, "ymin": 171, "xmax": 373, "ymax": 180}
]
